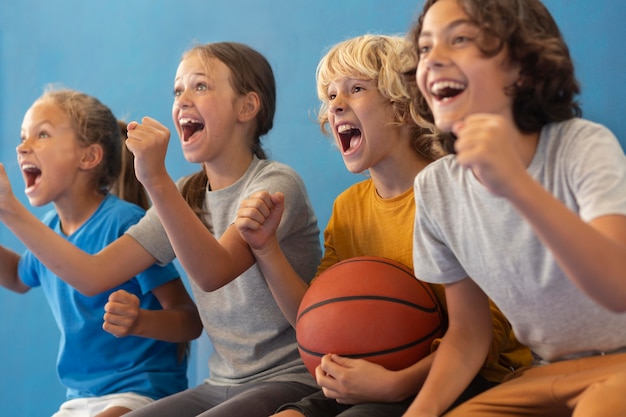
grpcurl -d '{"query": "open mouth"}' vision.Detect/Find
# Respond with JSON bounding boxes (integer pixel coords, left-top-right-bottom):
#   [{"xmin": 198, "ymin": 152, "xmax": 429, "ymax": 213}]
[
  {"xmin": 337, "ymin": 124, "xmax": 362, "ymax": 152},
  {"xmin": 430, "ymin": 80, "xmax": 466, "ymax": 101},
  {"xmin": 179, "ymin": 117, "xmax": 205, "ymax": 142},
  {"xmin": 21, "ymin": 164, "xmax": 41, "ymax": 188}
]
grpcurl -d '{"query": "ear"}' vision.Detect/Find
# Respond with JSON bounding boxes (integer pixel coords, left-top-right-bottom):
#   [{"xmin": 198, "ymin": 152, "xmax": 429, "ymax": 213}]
[
  {"xmin": 79, "ymin": 143, "xmax": 104, "ymax": 171},
  {"xmin": 237, "ymin": 91, "xmax": 260, "ymax": 123}
]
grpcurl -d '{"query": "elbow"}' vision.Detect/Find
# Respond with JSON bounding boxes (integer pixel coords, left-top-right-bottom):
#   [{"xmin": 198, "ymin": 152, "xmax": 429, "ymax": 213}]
[
  {"xmin": 191, "ymin": 322, "xmax": 203, "ymax": 339},
  {"xmin": 190, "ymin": 271, "xmax": 233, "ymax": 292},
  {"xmin": 194, "ymin": 279, "xmax": 222, "ymax": 293},
  {"xmin": 605, "ymin": 301, "xmax": 626, "ymax": 314},
  {"xmin": 75, "ymin": 283, "xmax": 108, "ymax": 297}
]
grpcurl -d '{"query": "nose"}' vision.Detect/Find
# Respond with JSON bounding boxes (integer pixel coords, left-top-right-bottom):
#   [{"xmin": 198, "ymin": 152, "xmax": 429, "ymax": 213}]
[
  {"xmin": 174, "ymin": 88, "xmax": 192, "ymax": 109},
  {"xmin": 329, "ymin": 92, "xmax": 346, "ymax": 115},
  {"xmin": 16, "ymin": 137, "xmax": 32, "ymax": 154},
  {"xmin": 421, "ymin": 42, "xmax": 447, "ymax": 69}
]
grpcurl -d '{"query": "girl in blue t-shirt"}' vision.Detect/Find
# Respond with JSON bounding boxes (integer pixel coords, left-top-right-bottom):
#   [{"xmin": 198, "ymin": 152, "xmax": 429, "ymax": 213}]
[{"xmin": 0, "ymin": 88, "xmax": 202, "ymax": 417}]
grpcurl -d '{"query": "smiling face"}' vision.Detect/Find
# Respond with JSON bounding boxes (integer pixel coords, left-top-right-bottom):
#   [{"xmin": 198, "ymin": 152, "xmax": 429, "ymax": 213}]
[
  {"xmin": 326, "ymin": 74, "xmax": 405, "ymax": 174},
  {"xmin": 18, "ymin": 99, "xmax": 87, "ymax": 207},
  {"xmin": 415, "ymin": 0, "xmax": 520, "ymax": 132},
  {"xmin": 171, "ymin": 53, "xmax": 245, "ymax": 164}
]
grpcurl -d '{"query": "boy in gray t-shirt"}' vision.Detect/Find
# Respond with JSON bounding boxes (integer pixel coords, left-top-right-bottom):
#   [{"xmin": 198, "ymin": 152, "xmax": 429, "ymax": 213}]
[{"xmin": 404, "ymin": 1, "xmax": 626, "ymax": 416}]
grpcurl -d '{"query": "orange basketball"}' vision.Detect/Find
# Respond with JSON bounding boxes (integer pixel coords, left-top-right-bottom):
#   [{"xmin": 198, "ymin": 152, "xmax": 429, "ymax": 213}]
[{"xmin": 296, "ymin": 256, "xmax": 444, "ymax": 376}]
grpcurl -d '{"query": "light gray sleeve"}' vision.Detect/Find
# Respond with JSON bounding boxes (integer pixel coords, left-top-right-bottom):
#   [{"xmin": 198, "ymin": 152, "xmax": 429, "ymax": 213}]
[
  {"xmin": 562, "ymin": 120, "xmax": 626, "ymax": 222},
  {"xmin": 125, "ymin": 205, "xmax": 175, "ymax": 265},
  {"xmin": 412, "ymin": 168, "xmax": 467, "ymax": 285}
]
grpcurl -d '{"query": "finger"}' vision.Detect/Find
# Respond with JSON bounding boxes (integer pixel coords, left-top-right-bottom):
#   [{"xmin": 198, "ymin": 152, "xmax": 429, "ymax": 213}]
[
  {"xmin": 236, "ymin": 207, "xmax": 265, "ymax": 227},
  {"xmin": 108, "ymin": 290, "xmax": 140, "ymax": 308},
  {"xmin": 103, "ymin": 310, "xmax": 122, "ymax": 324},
  {"xmin": 103, "ymin": 301, "xmax": 132, "ymax": 317},
  {"xmin": 234, "ymin": 216, "xmax": 262, "ymax": 232},
  {"xmin": 141, "ymin": 116, "xmax": 161, "ymax": 126},
  {"xmin": 327, "ymin": 354, "xmax": 353, "ymax": 367},
  {"xmin": 102, "ymin": 321, "xmax": 129, "ymax": 338},
  {"xmin": 241, "ymin": 198, "xmax": 272, "ymax": 219}
]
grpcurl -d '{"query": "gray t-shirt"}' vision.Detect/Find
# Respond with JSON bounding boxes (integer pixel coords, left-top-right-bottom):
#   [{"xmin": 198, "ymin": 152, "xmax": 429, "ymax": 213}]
[
  {"xmin": 127, "ymin": 157, "xmax": 321, "ymax": 386},
  {"xmin": 413, "ymin": 118, "xmax": 626, "ymax": 362}
]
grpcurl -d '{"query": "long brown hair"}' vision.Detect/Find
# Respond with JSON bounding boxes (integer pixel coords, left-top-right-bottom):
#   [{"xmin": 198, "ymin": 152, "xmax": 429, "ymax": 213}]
[
  {"xmin": 110, "ymin": 120, "xmax": 150, "ymax": 210},
  {"xmin": 179, "ymin": 42, "xmax": 277, "ymax": 223}
]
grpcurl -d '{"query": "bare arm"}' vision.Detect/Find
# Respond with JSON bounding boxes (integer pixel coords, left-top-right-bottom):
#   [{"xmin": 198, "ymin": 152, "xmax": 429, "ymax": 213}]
[
  {"xmin": 143, "ymin": 177, "xmax": 254, "ymax": 292},
  {"xmin": 0, "ymin": 165, "xmax": 156, "ymax": 296},
  {"xmin": 103, "ymin": 279, "xmax": 203, "ymax": 342},
  {"xmin": 404, "ymin": 278, "xmax": 493, "ymax": 417},
  {"xmin": 0, "ymin": 245, "xmax": 29, "ymax": 293},
  {"xmin": 126, "ymin": 117, "xmax": 255, "ymax": 292}
]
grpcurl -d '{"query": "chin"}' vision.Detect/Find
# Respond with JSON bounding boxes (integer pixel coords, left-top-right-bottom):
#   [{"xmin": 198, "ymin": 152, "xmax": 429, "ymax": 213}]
[{"xmin": 434, "ymin": 117, "xmax": 454, "ymax": 133}]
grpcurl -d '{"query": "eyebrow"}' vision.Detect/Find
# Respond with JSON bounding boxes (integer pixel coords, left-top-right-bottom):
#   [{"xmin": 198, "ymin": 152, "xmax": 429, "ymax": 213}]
[
  {"xmin": 174, "ymin": 71, "xmax": 207, "ymax": 82},
  {"xmin": 418, "ymin": 18, "xmax": 474, "ymax": 40}
]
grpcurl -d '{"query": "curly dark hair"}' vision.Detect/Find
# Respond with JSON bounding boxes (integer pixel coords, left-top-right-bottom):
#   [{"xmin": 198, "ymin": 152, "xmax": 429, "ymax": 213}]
[{"xmin": 408, "ymin": 0, "xmax": 582, "ymax": 153}]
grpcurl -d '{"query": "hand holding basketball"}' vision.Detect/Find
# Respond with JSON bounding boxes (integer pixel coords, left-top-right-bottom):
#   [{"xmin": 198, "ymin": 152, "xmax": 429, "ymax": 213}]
[{"xmin": 316, "ymin": 353, "xmax": 399, "ymax": 404}]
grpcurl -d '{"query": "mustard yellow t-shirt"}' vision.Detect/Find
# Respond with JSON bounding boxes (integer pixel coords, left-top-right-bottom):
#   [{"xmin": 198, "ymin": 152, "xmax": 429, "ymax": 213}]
[{"xmin": 318, "ymin": 178, "xmax": 531, "ymax": 382}]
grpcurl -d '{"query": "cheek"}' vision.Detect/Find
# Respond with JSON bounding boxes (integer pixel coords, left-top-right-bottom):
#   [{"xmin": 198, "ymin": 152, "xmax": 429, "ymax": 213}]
[{"xmin": 415, "ymin": 64, "xmax": 429, "ymax": 97}]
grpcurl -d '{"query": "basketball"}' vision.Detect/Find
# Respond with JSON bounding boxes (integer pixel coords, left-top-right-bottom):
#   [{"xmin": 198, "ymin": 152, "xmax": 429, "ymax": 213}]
[{"xmin": 296, "ymin": 256, "xmax": 444, "ymax": 376}]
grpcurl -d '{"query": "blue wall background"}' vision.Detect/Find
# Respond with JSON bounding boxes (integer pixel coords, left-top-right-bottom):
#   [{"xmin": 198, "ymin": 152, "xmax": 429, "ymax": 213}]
[{"xmin": 0, "ymin": 1, "xmax": 624, "ymax": 415}]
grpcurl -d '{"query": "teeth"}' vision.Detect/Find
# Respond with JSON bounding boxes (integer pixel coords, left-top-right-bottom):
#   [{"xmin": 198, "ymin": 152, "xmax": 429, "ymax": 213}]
[
  {"xmin": 431, "ymin": 80, "xmax": 465, "ymax": 95},
  {"xmin": 179, "ymin": 117, "xmax": 202, "ymax": 125},
  {"xmin": 337, "ymin": 124, "xmax": 357, "ymax": 133},
  {"xmin": 21, "ymin": 163, "xmax": 38, "ymax": 171}
]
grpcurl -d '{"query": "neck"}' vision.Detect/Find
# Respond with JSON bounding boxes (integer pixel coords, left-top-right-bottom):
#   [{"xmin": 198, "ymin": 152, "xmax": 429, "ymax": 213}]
[
  {"xmin": 54, "ymin": 190, "xmax": 105, "ymax": 236},
  {"xmin": 204, "ymin": 152, "xmax": 254, "ymax": 191},
  {"xmin": 370, "ymin": 151, "xmax": 431, "ymax": 199}
]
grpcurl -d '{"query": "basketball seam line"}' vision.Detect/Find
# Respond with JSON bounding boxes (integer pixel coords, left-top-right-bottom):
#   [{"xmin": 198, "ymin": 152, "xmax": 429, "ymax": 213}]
[
  {"xmin": 297, "ymin": 324, "xmax": 443, "ymax": 359},
  {"xmin": 297, "ymin": 295, "xmax": 439, "ymax": 319}
]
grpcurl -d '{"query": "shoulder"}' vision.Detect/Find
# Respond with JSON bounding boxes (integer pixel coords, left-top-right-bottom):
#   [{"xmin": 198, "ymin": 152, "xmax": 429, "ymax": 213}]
[
  {"xmin": 543, "ymin": 118, "xmax": 618, "ymax": 148},
  {"xmin": 249, "ymin": 159, "xmax": 309, "ymax": 194},
  {"xmin": 541, "ymin": 118, "xmax": 623, "ymax": 162},
  {"xmin": 414, "ymin": 154, "xmax": 460, "ymax": 192},
  {"xmin": 99, "ymin": 194, "xmax": 145, "ymax": 220},
  {"xmin": 255, "ymin": 159, "xmax": 304, "ymax": 179}
]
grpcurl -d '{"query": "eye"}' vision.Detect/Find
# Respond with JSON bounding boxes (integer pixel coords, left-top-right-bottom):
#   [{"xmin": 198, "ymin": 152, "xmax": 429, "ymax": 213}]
[
  {"xmin": 452, "ymin": 35, "xmax": 471, "ymax": 45},
  {"xmin": 417, "ymin": 43, "xmax": 432, "ymax": 57},
  {"xmin": 352, "ymin": 85, "xmax": 364, "ymax": 94},
  {"xmin": 173, "ymin": 87, "xmax": 183, "ymax": 97},
  {"xmin": 38, "ymin": 130, "xmax": 50, "ymax": 139},
  {"xmin": 195, "ymin": 83, "xmax": 208, "ymax": 92}
]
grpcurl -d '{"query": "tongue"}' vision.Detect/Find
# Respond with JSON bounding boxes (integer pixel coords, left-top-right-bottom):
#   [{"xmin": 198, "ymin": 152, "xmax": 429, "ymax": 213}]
[{"xmin": 182, "ymin": 123, "xmax": 203, "ymax": 142}]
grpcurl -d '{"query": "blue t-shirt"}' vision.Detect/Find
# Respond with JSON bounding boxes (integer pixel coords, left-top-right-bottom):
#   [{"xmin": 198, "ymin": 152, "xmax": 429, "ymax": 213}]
[{"xmin": 18, "ymin": 194, "xmax": 187, "ymax": 400}]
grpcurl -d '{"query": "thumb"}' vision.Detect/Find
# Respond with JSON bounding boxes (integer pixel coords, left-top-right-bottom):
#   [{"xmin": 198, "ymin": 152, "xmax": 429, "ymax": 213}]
[
  {"xmin": 328, "ymin": 353, "xmax": 355, "ymax": 368},
  {"xmin": 270, "ymin": 191, "xmax": 285, "ymax": 206},
  {"xmin": 270, "ymin": 192, "xmax": 285, "ymax": 216}
]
